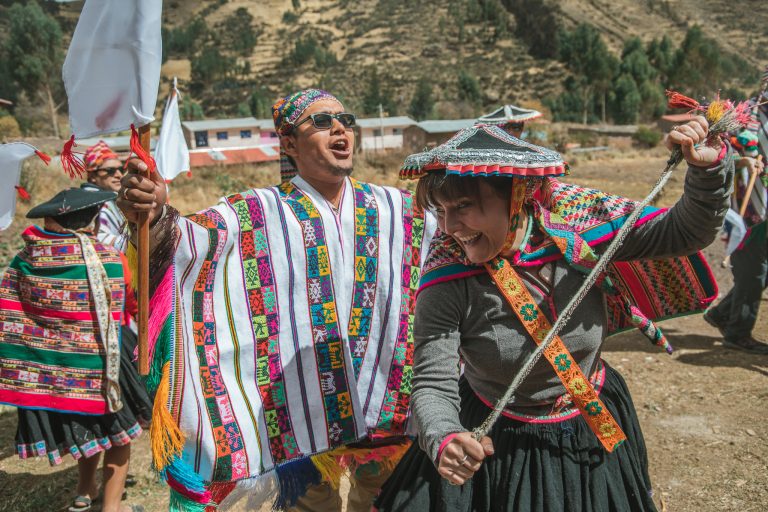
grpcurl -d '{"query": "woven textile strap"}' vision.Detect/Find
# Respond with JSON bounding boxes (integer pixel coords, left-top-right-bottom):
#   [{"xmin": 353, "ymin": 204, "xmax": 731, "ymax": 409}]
[
  {"xmin": 483, "ymin": 257, "xmax": 626, "ymax": 452},
  {"xmin": 70, "ymin": 231, "xmax": 123, "ymax": 413}
]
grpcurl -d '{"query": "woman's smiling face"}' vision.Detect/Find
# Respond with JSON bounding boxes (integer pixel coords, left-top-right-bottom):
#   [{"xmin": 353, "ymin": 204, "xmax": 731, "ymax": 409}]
[{"xmin": 432, "ymin": 180, "xmax": 512, "ymax": 264}]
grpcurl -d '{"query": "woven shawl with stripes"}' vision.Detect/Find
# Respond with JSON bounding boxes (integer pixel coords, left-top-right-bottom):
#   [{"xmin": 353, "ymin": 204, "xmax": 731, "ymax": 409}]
[{"xmin": 0, "ymin": 226, "xmax": 125, "ymax": 414}]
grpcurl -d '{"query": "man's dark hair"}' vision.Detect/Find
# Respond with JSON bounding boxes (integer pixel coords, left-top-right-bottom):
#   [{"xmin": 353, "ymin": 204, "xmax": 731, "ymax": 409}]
[{"xmin": 52, "ymin": 206, "xmax": 100, "ymax": 231}]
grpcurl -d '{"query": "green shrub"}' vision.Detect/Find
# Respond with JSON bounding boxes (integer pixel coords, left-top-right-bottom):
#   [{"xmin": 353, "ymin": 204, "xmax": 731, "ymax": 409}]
[{"xmin": 633, "ymin": 126, "xmax": 663, "ymax": 148}]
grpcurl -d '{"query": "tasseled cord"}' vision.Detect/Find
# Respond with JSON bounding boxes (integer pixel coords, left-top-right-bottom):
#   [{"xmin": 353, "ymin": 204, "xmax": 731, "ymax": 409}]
[
  {"xmin": 129, "ymin": 124, "xmax": 158, "ymax": 173},
  {"xmin": 60, "ymin": 135, "xmax": 85, "ymax": 178},
  {"xmin": 153, "ymin": 361, "xmax": 212, "ymax": 509},
  {"xmin": 15, "ymin": 186, "xmax": 30, "ymax": 201},
  {"xmin": 665, "ymin": 90, "xmax": 701, "ymax": 111}
]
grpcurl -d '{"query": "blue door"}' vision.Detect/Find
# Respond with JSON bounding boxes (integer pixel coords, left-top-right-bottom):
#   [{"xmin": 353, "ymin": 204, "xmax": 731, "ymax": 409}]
[{"xmin": 195, "ymin": 131, "xmax": 209, "ymax": 147}]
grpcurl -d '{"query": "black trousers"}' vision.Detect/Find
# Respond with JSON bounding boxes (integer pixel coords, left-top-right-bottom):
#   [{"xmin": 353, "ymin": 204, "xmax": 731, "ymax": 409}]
[{"xmin": 710, "ymin": 225, "xmax": 768, "ymax": 341}]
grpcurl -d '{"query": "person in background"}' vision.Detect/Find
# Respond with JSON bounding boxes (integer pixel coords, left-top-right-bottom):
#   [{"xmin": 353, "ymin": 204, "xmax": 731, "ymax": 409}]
[
  {"xmin": 0, "ymin": 188, "xmax": 151, "ymax": 512},
  {"xmin": 81, "ymin": 141, "xmax": 128, "ymax": 251},
  {"xmin": 704, "ymin": 129, "xmax": 768, "ymax": 353}
]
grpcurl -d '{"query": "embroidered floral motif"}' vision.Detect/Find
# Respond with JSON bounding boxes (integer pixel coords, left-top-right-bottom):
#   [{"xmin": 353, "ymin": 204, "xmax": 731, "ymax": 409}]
[
  {"xmin": 520, "ymin": 303, "xmax": 538, "ymax": 321},
  {"xmin": 554, "ymin": 354, "xmax": 571, "ymax": 371},
  {"xmin": 600, "ymin": 422, "xmax": 617, "ymax": 438},
  {"xmin": 585, "ymin": 401, "xmax": 603, "ymax": 416},
  {"xmin": 569, "ymin": 377, "xmax": 588, "ymax": 395}
]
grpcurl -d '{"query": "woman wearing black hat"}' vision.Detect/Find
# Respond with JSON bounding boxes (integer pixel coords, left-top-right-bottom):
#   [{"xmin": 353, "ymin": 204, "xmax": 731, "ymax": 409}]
[
  {"xmin": 375, "ymin": 117, "xmax": 732, "ymax": 511},
  {"xmin": 0, "ymin": 188, "xmax": 150, "ymax": 512}
]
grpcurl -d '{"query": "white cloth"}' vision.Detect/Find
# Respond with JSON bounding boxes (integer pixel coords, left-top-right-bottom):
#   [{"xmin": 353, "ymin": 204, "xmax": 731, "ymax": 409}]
[
  {"xmin": 63, "ymin": 0, "xmax": 162, "ymax": 137},
  {"xmin": 155, "ymin": 86, "xmax": 190, "ymax": 181},
  {"xmin": 724, "ymin": 207, "xmax": 747, "ymax": 255},
  {"xmin": 0, "ymin": 143, "xmax": 38, "ymax": 231}
]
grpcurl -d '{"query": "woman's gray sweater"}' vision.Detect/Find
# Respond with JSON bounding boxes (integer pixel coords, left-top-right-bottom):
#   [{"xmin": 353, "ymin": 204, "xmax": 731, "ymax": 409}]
[{"xmin": 411, "ymin": 160, "xmax": 733, "ymax": 464}]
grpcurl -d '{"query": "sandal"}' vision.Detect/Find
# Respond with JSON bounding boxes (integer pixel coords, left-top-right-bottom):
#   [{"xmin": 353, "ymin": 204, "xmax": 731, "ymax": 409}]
[{"xmin": 68, "ymin": 495, "xmax": 92, "ymax": 512}]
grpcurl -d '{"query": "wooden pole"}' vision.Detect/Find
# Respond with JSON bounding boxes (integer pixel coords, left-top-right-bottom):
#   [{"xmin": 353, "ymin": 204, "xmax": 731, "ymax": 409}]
[
  {"xmin": 738, "ymin": 155, "xmax": 762, "ymax": 217},
  {"xmin": 138, "ymin": 123, "xmax": 151, "ymax": 375}
]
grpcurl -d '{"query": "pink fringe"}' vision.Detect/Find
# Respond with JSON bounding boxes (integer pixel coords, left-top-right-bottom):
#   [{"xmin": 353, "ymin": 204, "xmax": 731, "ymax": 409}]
[{"xmin": 147, "ymin": 265, "xmax": 174, "ymax": 361}]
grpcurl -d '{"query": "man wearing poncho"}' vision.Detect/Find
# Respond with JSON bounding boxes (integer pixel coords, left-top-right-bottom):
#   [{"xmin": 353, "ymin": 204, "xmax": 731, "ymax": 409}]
[{"xmin": 117, "ymin": 89, "xmax": 437, "ymax": 510}]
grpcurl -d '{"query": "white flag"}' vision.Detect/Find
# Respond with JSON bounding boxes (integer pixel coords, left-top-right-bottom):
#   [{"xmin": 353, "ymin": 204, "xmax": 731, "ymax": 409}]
[
  {"xmin": 723, "ymin": 208, "xmax": 747, "ymax": 256},
  {"xmin": 155, "ymin": 82, "xmax": 190, "ymax": 181},
  {"xmin": 63, "ymin": 0, "xmax": 162, "ymax": 138},
  {"xmin": 0, "ymin": 143, "xmax": 45, "ymax": 231}
]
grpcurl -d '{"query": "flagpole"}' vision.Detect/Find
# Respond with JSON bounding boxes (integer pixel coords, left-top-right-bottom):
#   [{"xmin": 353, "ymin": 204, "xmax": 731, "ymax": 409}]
[{"xmin": 138, "ymin": 123, "xmax": 151, "ymax": 375}]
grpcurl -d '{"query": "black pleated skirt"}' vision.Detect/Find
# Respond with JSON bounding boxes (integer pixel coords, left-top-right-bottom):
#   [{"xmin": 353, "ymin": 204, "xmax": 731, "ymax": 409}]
[
  {"xmin": 14, "ymin": 326, "xmax": 153, "ymax": 465},
  {"xmin": 374, "ymin": 363, "xmax": 658, "ymax": 512}
]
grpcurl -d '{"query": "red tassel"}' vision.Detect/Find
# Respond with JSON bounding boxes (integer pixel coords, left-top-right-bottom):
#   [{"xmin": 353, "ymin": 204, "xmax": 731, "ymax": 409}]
[
  {"xmin": 186, "ymin": 170, "xmax": 192, "ymax": 178},
  {"xmin": 60, "ymin": 135, "xmax": 85, "ymax": 178},
  {"xmin": 665, "ymin": 90, "xmax": 700, "ymax": 111},
  {"xmin": 15, "ymin": 185, "xmax": 30, "ymax": 201},
  {"xmin": 34, "ymin": 150, "xmax": 51, "ymax": 165},
  {"xmin": 129, "ymin": 124, "xmax": 157, "ymax": 173}
]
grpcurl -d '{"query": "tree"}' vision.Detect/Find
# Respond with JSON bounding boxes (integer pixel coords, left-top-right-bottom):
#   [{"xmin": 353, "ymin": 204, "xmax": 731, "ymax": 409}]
[
  {"xmin": 409, "ymin": 77, "xmax": 434, "ymax": 121},
  {"xmin": 179, "ymin": 98, "xmax": 204, "ymax": 121},
  {"xmin": 558, "ymin": 24, "xmax": 617, "ymax": 123},
  {"xmin": 457, "ymin": 69, "xmax": 482, "ymax": 105},
  {"xmin": 248, "ymin": 87, "xmax": 273, "ymax": 118},
  {"xmin": 361, "ymin": 68, "xmax": 397, "ymax": 116},
  {"xmin": 647, "ymin": 35, "xmax": 674, "ymax": 85},
  {"xmin": 2, "ymin": 1, "xmax": 64, "ymax": 137},
  {"xmin": 222, "ymin": 8, "xmax": 258, "ymax": 57},
  {"xmin": 191, "ymin": 46, "xmax": 233, "ymax": 85},
  {"xmin": 668, "ymin": 26, "xmax": 723, "ymax": 98},
  {"xmin": 620, "ymin": 38, "xmax": 664, "ymax": 122},
  {"xmin": 503, "ymin": 0, "xmax": 562, "ymax": 59},
  {"xmin": 609, "ymin": 73, "xmax": 641, "ymax": 124}
]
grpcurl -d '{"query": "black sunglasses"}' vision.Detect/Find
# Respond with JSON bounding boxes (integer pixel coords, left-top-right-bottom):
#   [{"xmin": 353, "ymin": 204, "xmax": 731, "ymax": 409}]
[
  {"xmin": 95, "ymin": 167, "xmax": 123, "ymax": 176},
  {"xmin": 507, "ymin": 122, "xmax": 525, "ymax": 130},
  {"xmin": 294, "ymin": 112, "xmax": 356, "ymax": 130}
]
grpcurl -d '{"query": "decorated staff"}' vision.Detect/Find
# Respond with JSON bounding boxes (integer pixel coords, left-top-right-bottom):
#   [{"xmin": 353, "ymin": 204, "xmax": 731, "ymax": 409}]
[
  {"xmin": 60, "ymin": 0, "xmax": 163, "ymax": 374},
  {"xmin": 469, "ymin": 90, "xmax": 752, "ymax": 445}
]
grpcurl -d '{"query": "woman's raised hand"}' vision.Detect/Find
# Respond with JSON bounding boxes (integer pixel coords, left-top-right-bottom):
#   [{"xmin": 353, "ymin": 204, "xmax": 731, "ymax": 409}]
[
  {"xmin": 438, "ymin": 432, "xmax": 494, "ymax": 486},
  {"xmin": 665, "ymin": 115, "xmax": 724, "ymax": 168}
]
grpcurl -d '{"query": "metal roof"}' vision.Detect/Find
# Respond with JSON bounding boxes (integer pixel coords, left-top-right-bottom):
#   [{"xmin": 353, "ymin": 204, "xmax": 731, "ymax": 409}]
[
  {"xmin": 415, "ymin": 119, "xmax": 476, "ymax": 134},
  {"xmin": 182, "ymin": 117, "xmax": 261, "ymax": 132},
  {"xmin": 356, "ymin": 116, "xmax": 417, "ymax": 128}
]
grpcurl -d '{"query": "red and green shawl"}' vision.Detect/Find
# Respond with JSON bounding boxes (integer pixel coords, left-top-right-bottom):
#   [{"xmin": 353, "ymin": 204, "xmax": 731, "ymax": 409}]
[{"xmin": 0, "ymin": 226, "xmax": 125, "ymax": 415}]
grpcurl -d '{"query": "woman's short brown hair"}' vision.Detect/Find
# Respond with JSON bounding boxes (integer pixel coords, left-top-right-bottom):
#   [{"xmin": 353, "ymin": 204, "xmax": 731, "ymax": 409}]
[{"xmin": 415, "ymin": 171, "xmax": 514, "ymax": 211}]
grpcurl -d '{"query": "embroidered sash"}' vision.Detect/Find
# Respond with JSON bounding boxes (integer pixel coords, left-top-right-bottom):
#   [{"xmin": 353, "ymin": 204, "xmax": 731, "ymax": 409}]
[{"xmin": 484, "ymin": 256, "xmax": 626, "ymax": 452}]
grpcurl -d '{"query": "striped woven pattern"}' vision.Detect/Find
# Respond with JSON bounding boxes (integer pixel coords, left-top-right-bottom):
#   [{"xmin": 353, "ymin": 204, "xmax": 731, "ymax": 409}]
[{"xmin": 0, "ymin": 226, "xmax": 125, "ymax": 415}]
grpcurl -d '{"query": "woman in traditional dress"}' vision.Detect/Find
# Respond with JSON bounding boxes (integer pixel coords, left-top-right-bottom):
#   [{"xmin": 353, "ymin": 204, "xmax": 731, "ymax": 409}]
[
  {"xmin": 0, "ymin": 188, "xmax": 151, "ymax": 512},
  {"xmin": 374, "ymin": 116, "xmax": 732, "ymax": 511}
]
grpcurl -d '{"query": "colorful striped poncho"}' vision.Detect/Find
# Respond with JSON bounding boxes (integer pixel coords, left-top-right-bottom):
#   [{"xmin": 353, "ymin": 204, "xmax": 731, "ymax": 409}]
[
  {"xmin": 144, "ymin": 176, "xmax": 437, "ymax": 509},
  {"xmin": 0, "ymin": 226, "xmax": 125, "ymax": 415}
]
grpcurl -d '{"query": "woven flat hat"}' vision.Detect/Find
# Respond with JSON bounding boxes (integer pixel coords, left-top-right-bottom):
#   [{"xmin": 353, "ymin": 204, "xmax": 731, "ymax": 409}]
[
  {"xmin": 27, "ymin": 187, "xmax": 116, "ymax": 218},
  {"xmin": 476, "ymin": 104, "xmax": 542, "ymax": 125},
  {"xmin": 400, "ymin": 124, "xmax": 567, "ymax": 180}
]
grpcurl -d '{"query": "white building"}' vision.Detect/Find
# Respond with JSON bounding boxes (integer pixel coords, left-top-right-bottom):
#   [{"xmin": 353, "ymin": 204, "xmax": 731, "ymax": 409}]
[
  {"xmin": 355, "ymin": 116, "xmax": 416, "ymax": 151},
  {"xmin": 181, "ymin": 117, "xmax": 278, "ymax": 150}
]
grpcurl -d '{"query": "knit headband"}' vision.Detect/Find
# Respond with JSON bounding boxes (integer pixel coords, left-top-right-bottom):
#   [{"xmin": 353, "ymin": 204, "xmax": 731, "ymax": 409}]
[{"xmin": 272, "ymin": 88, "xmax": 343, "ymax": 183}]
